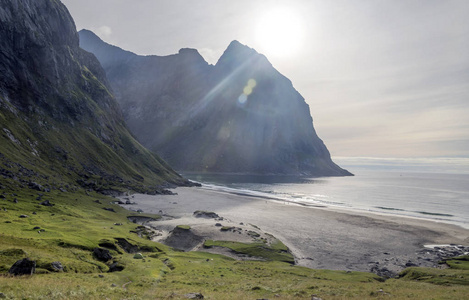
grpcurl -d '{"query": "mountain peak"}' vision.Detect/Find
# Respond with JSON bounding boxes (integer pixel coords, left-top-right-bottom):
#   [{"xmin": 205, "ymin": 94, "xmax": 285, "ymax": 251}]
[
  {"xmin": 216, "ymin": 40, "xmax": 266, "ymax": 69},
  {"xmin": 79, "ymin": 29, "xmax": 101, "ymax": 41}
]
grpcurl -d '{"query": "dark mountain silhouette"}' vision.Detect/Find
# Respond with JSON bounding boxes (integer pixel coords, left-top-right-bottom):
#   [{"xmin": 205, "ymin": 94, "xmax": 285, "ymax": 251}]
[{"xmin": 79, "ymin": 30, "xmax": 351, "ymax": 176}]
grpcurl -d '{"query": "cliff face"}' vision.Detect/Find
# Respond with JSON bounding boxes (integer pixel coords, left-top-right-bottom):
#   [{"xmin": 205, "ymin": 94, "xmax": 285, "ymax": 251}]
[
  {"xmin": 0, "ymin": 0, "xmax": 185, "ymax": 193},
  {"xmin": 79, "ymin": 30, "xmax": 351, "ymax": 176}
]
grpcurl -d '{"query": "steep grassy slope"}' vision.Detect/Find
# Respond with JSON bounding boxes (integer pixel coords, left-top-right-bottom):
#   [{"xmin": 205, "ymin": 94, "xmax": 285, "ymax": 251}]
[{"xmin": 0, "ymin": 0, "xmax": 186, "ymax": 194}]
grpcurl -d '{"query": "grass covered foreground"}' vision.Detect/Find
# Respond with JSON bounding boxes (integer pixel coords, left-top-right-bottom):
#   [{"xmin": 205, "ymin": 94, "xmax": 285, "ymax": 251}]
[{"xmin": 1, "ymin": 186, "xmax": 469, "ymax": 299}]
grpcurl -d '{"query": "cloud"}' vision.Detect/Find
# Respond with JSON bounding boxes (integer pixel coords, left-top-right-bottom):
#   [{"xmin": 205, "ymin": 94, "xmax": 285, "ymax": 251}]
[
  {"xmin": 94, "ymin": 25, "xmax": 112, "ymax": 40},
  {"xmin": 333, "ymin": 156, "xmax": 469, "ymax": 174}
]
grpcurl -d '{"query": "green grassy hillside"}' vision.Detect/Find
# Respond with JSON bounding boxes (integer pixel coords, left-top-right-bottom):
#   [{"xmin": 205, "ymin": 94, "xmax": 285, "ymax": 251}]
[{"xmin": 0, "ymin": 188, "xmax": 468, "ymax": 299}]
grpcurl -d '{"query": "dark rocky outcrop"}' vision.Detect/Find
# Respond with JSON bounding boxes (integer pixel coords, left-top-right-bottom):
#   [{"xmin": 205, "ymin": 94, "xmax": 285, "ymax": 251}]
[
  {"xmin": 115, "ymin": 238, "xmax": 139, "ymax": 253},
  {"xmin": 0, "ymin": 0, "xmax": 186, "ymax": 196},
  {"xmin": 9, "ymin": 258, "xmax": 36, "ymax": 276},
  {"xmin": 79, "ymin": 31, "xmax": 352, "ymax": 176},
  {"xmin": 93, "ymin": 247, "xmax": 112, "ymax": 262},
  {"xmin": 108, "ymin": 262, "xmax": 124, "ymax": 272}
]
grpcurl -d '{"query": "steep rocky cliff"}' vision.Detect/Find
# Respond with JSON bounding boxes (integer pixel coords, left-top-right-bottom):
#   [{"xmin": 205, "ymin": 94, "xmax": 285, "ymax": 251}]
[
  {"xmin": 0, "ymin": 0, "xmax": 186, "ymax": 194},
  {"xmin": 79, "ymin": 30, "xmax": 351, "ymax": 176}
]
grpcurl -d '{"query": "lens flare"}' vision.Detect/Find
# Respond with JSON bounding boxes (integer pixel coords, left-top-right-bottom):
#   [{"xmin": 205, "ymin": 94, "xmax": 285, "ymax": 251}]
[{"xmin": 238, "ymin": 93, "xmax": 248, "ymax": 104}]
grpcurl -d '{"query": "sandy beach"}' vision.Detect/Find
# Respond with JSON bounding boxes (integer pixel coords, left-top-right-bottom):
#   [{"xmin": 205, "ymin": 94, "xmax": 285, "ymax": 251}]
[{"xmin": 120, "ymin": 186, "xmax": 469, "ymax": 276}]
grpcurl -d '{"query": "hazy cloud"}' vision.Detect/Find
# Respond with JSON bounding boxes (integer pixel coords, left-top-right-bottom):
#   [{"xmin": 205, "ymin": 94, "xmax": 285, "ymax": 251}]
[{"xmin": 94, "ymin": 25, "xmax": 112, "ymax": 40}]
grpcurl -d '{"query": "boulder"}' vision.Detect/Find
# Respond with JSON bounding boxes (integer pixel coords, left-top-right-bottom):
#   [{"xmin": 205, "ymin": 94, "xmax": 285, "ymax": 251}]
[
  {"xmin": 40, "ymin": 199, "xmax": 54, "ymax": 206},
  {"xmin": 133, "ymin": 253, "xmax": 144, "ymax": 259},
  {"xmin": 9, "ymin": 258, "xmax": 36, "ymax": 276},
  {"xmin": 28, "ymin": 182, "xmax": 43, "ymax": 191},
  {"xmin": 193, "ymin": 210, "xmax": 219, "ymax": 219},
  {"xmin": 50, "ymin": 261, "xmax": 64, "ymax": 272}
]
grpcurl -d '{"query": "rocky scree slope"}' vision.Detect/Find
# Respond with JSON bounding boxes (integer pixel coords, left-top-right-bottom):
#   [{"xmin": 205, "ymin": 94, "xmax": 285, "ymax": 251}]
[
  {"xmin": 0, "ymin": 0, "xmax": 187, "ymax": 195},
  {"xmin": 79, "ymin": 30, "xmax": 352, "ymax": 176}
]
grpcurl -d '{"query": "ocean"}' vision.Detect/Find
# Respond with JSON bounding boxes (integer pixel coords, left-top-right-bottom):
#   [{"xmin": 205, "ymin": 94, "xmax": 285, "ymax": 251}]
[{"xmin": 183, "ymin": 171, "xmax": 469, "ymax": 229}]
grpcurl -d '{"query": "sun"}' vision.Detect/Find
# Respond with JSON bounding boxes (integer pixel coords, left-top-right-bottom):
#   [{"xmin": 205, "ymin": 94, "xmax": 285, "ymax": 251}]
[{"xmin": 255, "ymin": 8, "xmax": 304, "ymax": 58}]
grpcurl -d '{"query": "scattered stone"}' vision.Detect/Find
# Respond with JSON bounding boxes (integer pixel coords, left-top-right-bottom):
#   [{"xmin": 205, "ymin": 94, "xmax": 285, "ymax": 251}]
[
  {"xmin": 98, "ymin": 274, "xmax": 104, "ymax": 278},
  {"xmin": 28, "ymin": 182, "xmax": 43, "ymax": 191},
  {"xmin": 94, "ymin": 200, "xmax": 102, "ymax": 204},
  {"xmin": 114, "ymin": 223, "xmax": 123, "ymax": 226},
  {"xmin": 103, "ymin": 207, "xmax": 116, "ymax": 212},
  {"xmin": 184, "ymin": 293, "xmax": 204, "ymax": 299},
  {"xmin": 59, "ymin": 188, "xmax": 67, "ymax": 193},
  {"xmin": 0, "ymin": 195, "xmax": 5, "ymax": 199},
  {"xmin": 9, "ymin": 258, "xmax": 36, "ymax": 276},
  {"xmin": 193, "ymin": 210, "xmax": 219, "ymax": 219},
  {"xmin": 32, "ymin": 211, "xmax": 37, "ymax": 215},
  {"xmin": 311, "ymin": 296, "xmax": 323, "ymax": 300},
  {"xmin": 33, "ymin": 226, "xmax": 41, "ymax": 230},
  {"xmin": 111, "ymin": 283, "xmax": 117, "ymax": 287},
  {"xmin": 50, "ymin": 261, "xmax": 64, "ymax": 272},
  {"xmin": 0, "ymin": 292, "xmax": 6, "ymax": 298},
  {"xmin": 19, "ymin": 215, "xmax": 28, "ymax": 218},
  {"xmin": 93, "ymin": 248, "xmax": 112, "ymax": 262},
  {"xmin": 136, "ymin": 209, "xmax": 143, "ymax": 213},
  {"xmin": 405, "ymin": 261, "xmax": 418, "ymax": 267},
  {"xmin": 13, "ymin": 198, "xmax": 18, "ymax": 203},
  {"xmin": 40, "ymin": 199, "xmax": 54, "ymax": 206},
  {"xmin": 215, "ymin": 223, "xmax": 222, "ymax": 227}
]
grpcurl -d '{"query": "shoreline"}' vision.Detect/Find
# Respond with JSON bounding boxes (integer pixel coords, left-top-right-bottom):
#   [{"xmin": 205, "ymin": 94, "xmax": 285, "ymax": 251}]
[
  {"xmin": 120, "ymin": 186, "xmax": 469, "ymax": 276},
  {"xmin": 198, "ymin": 182, "xmax": 469, "ymax": 230}
]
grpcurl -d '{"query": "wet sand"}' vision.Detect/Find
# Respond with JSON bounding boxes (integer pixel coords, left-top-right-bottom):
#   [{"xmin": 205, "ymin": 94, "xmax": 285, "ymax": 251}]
[{"xmin": 120, "ymin": 186, "xmax": 469, "ymax": 276}]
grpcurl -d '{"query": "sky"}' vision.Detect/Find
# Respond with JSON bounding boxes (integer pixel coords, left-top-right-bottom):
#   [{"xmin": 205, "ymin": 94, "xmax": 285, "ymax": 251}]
[{"xmin": 61, "ymin": 0, "xmax": 469, "ymax": 172}]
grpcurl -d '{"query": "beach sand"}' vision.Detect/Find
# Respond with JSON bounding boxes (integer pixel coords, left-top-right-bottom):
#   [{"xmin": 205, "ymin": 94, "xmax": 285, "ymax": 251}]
[{"xmin": 120, "ymin": 186, "xmax": 469, "ymax": 276}]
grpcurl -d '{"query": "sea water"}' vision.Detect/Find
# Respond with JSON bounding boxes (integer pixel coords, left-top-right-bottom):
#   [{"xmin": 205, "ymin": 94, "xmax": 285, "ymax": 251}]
[{"xmin": 183, "ymin": 171, "xmax": 469, "ymax": 229}]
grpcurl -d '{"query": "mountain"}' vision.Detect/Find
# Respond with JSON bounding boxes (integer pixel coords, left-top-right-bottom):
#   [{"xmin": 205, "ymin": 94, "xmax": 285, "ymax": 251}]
[
  {"xmin": 79, "ymin": 31, "xmax": 351, "ymax": 176},
  {"xmin": 0, "ymin": 0, "xmax": 188, "ymax": 195}
]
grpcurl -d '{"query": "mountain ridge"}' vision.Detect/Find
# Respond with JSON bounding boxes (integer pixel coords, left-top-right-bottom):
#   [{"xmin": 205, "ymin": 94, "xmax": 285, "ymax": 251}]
[{"xmin": 79, "ymin": 29, "xmax": 351, "ymax": 176}]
